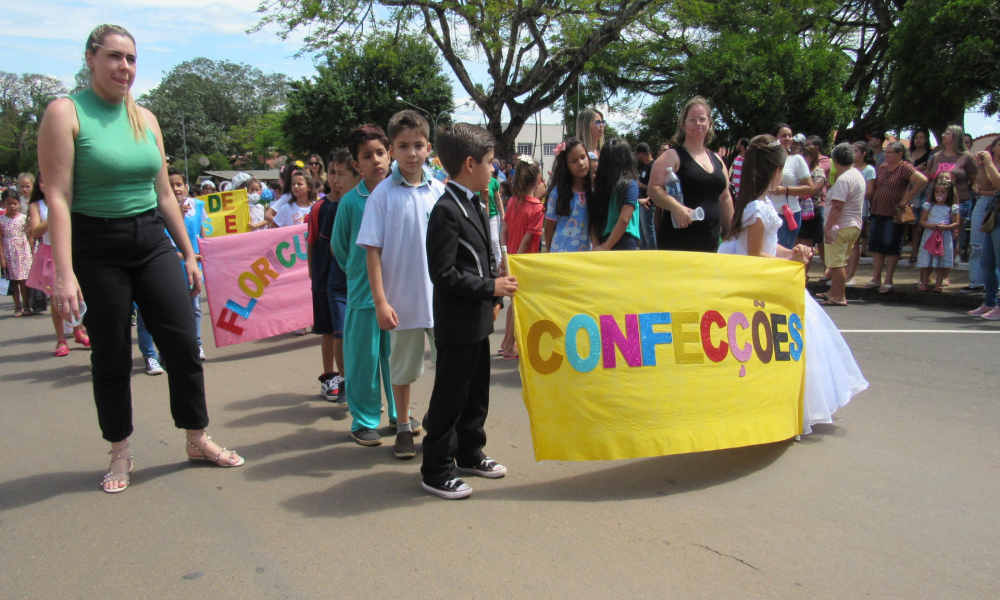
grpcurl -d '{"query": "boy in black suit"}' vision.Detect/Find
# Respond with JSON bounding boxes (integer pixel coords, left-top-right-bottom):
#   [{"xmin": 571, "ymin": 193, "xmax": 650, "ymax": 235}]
[{"xmin": 421, "ymin": 124, "xmax": 518, "ymax": 499}]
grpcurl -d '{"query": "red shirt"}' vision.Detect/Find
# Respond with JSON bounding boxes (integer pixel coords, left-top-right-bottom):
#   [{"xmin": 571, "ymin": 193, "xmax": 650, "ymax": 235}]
[
  {"xmin": 306, "ymin": 198, "xmax": 327, "ymax": 245},
  {"xmin": 504, "ymin": 196, "xmax": 544, "ymax": 254}
]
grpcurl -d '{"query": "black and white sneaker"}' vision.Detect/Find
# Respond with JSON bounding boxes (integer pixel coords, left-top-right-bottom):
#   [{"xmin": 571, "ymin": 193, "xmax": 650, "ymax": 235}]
[
  {"xmin": 422, "ymin": 477, "xmax": 472, "ymax": 499},
  {"xmin": 457, "ymin": 457, "xmax": 507, "ymax": 479},
  {"xmin": 144, "ymin": 357, "xmax": 164, "ymax": 376}
]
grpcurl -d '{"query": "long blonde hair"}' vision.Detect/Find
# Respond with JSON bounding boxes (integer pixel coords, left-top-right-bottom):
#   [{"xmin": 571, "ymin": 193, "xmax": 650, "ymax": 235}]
[
  {"xmin": 86, "ymin": 24, "xmax": 149, "ymax": 143},
  {"xmin": 577, "ymin": 107, "xmax": 604, "ymax": 153}
]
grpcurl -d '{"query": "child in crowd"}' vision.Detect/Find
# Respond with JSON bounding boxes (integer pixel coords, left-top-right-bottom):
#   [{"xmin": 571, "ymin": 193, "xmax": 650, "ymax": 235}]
[
  {"xmin": 264, "ymin": 161, "xmax": 303, "ymax": 226},
  {"xmin": 167, "ymin": 167, "xmax": 207, "ymax": 361},
  {"xmin": 719, "ymin": 135, "xmax": 867, "ymax": 434},
  {"xmin": 916, "ymin": 172, "xmax": 960, "ymax": 292},
  {"xmin": 499, "ymin": 157, "xmax": 545, "ymax": 360},
  {"xmin": 544, "ymin": 137, "xmax": 594, "ymax": 253},
  {"xmin": 357, "ymin": 110, "xmax": 443, "ymax": 458},
  {"xmin": 307, "ymin": 152, "xmax": 347, "ymax": 403},
  {"xmin": 239, "ymin": 176, "xmax": 269, "ymax": 232},
  {"xmin": 332, "ymin": 125, "xmax": 397, "ymax": 446},
  {"xmin": 274, "ymin": 170, "xmax": 316, "ymax": 227},
  {"xmin": 0, "ymin": 190, "xmax": 33, "ymax": 316},
  {"xmin": 485, "ymin": 166, "xmax": 505, "ymax": 269},
  {"xmin": 318, "ymin": 150, "xmax": 361, "ymax": 405},
  {"xmin": 590, "ymin": 138, "xmax": 641, "ymax": 251},
  {"xmin": 421, "ymin": 123, "xmax": 518, "ymax": 499},
  {"xmin": 25, "ymin": 174, "xmax": 90, "ymax": 355}
]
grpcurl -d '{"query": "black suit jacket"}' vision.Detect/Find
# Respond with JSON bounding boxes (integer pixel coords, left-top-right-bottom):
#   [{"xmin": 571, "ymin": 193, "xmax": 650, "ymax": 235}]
[{"xmin": 426, "ymin": 182, "xmax": 499, "ymax": 345}]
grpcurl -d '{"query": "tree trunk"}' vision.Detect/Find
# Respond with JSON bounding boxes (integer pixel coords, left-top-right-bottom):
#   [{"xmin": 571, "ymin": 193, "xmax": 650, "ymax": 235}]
[{"xmin": 485, "ymin": 108, "xmax": 529, "ymax": 163}]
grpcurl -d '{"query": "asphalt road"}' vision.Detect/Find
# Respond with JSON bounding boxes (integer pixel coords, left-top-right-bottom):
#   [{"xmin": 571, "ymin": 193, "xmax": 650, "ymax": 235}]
[{"xmin": 0, "ymin": 296, "xmax": 997, "ymax": 599}]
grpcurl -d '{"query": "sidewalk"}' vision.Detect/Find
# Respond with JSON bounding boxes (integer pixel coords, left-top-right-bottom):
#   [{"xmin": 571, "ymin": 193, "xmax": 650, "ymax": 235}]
[{"xmin": 805, "ymin": 250, "xmax": 986, "ymax": 310}]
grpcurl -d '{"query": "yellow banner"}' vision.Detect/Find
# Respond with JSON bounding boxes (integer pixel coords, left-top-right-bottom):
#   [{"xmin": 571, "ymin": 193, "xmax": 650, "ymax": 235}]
[
  {"xmin": 199, "ymin": 188, "xmax": 250, "ymax": 237},
  {"xmin": 508, "ymin": 251, "xmax": 806, "ymax": 462}
]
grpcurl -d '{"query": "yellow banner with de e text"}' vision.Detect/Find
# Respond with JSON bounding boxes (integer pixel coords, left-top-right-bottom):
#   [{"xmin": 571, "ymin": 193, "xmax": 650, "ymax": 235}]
[{"xmin": 198, "ymin": 188, "xmax": 250, "ymax": 237}]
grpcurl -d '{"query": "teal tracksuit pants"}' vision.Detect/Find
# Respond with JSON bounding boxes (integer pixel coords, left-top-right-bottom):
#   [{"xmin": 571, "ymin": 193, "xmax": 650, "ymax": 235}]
[{"xmin": 344, "ymin": 306, "xmax": 395, "ymax": 431}]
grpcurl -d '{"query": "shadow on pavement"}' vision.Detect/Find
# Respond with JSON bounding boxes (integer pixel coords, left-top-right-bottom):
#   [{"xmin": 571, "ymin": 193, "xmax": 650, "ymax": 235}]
[
  {"xmin": 278, "ymin": 440, "xmax": 791, "ymax": 518},
  {"xmin": 208, "ymin": 337, "xmax": 318, "ymax": 364},
  {"xmin": 243, "ymin": 437, "xmax": 416, "ymax": 483},
  {"xmin": 0, "ymin": 363, "xmax": 92, "ymax": 389},
  {"xmin": 222, "ymin": 394, "xmax": 341, "ymax": 428},
  {"xmin": 0, "ymin": 462, "xmax": 189, "ymax": 512}
]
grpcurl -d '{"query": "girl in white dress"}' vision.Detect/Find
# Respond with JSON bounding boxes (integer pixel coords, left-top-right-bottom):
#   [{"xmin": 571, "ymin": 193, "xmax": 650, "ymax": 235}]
[{"xmin": 719, "ymin": 135, "xmax": 868, "ymax": 433}]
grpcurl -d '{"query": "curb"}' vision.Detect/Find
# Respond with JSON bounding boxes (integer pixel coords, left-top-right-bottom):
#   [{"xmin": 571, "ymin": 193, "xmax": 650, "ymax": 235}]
[{"xmin": 806, "ymin": 282, "xmax": 984, "ymax": 309}]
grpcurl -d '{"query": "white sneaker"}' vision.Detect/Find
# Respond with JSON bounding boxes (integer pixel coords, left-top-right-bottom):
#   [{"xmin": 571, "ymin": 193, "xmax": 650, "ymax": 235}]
[
  {"xmin": 981, "ymin": 306, "xmax": 1000, "ymax": 321},
  {"xmin": 198, "ymin": 347, "xmax": 207, "ymax": 361},
  {"xmin": 845, "ymin": 278, "xmax": 856, "ymax": 287},
  {"xmin": 145, "ymin": 357, "xmax": 164, "ymax": 375},
  {"xmin": 968, "ymin": 305, "xmax": 991, "ymax": 316},
  {"xmin": 320, "ymin": 374, "xmax": 342, "ymax": 401}
]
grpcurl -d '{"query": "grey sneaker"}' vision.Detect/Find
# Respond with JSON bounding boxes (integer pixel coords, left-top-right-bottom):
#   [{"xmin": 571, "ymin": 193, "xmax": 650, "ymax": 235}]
[
  {"xmin": 389, "ymin": 416, "xmax": 422, "ymax": 434},
  {"xmin": 350, "ymin": 428, "xmax": 382, "ymax": 446},
  {"xmin": 144, "ymin": 357, "xmax": 164, "ymax": 376},
  {"xmin": 394, "ymin": 430, "xmax": 416, "ymax": 458}
]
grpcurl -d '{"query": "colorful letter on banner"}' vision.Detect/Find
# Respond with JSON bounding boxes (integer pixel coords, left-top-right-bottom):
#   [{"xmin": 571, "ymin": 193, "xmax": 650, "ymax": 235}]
[
  {"xmin": 200, "ymin": 224, "xmax": 312, "ymax": 347},
  {"xmin": 507, "ymin": 251, "xmax": 806, "ymax": 462},
  {"xmin": 199, "ymin": 188, "xmax": 250, "ymax": 237}
]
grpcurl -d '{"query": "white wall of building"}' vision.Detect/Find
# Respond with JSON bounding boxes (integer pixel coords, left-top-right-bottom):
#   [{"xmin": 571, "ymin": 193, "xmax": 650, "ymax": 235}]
[{"xmin": 507, "ymin": 122, "xmax": 567, "ymax": 176}]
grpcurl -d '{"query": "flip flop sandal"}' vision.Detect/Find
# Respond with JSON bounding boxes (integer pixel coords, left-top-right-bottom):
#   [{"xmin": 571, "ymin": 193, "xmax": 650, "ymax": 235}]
[
  {"xmin": 13, "ymin": 312, "xmax": 23, "ymax": 318},
  {"xmin": 860, "ymin": 281, "xmax": 881, "ymax": 289},
  {"xmin": 917, "ymin": 283, "xmax": 929, "ymax": 292},
  {"xmin": 815, "ymin": 292, "xmax": 830, "ymax": 300},
  {"xmin": 54, "ymin": 342, "xmax": 70, "ymax": 357},
  {"xmin": 501, "ymin": 353, "xmax": 519, "ymax": 360},
  {"xmin": 819, "ymin": 299, "xmax": 848, "ymax": 307},
  {"xmin": 879, "ymin": 284, "xmax": 893, "ymax": 294}
]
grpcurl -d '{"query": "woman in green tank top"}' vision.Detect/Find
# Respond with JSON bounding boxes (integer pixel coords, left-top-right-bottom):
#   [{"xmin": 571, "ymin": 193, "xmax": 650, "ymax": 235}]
[{"xmin": 37, "ymin": 24, "xmax": 245, "ymax": 494}]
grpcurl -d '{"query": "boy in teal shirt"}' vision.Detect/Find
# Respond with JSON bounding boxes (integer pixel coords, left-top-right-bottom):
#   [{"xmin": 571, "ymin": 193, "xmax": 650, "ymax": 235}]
[{"xmin": 331, "ymin": 124, "xmax": 396, "ymax": 445}]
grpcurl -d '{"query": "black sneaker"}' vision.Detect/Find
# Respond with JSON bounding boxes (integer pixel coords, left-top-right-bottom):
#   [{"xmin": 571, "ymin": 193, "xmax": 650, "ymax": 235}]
[
  {"xmin": 394, "ymin": 430, "xmax": 415, "ymax": 458},
  {"xmin": 959, "ymin": 285, "xmax": 984, "ymax": 294},
  {"xmin": 350, "ymin": 428, "xmax": 382, "ymax": 446},
  {"xmin": 389, "ymin": 416, "xmax": 422, "ymax": 435},
  {"xmin": 422, "ymin": 477, "xmax": 472, "ymax": 499},
  {"xmin": 457, "ymin": 457, "xmax": 507, "ymax": 479}
]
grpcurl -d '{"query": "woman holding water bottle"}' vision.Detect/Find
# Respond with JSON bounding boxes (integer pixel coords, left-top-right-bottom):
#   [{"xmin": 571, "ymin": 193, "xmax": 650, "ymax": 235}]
[{"xmin": 649, "ymin": 96, "xmax": 734, "ymax": 252}]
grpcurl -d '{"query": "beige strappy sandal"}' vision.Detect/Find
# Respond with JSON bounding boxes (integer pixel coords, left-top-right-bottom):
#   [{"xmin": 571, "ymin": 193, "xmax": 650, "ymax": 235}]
[
  {"xmin": 102, "ymin": 444, "xmax": 133, "ymax": 494},
  {"xmin": 185, "ymin": 433, "xmax": 245, "ymax": 467}
]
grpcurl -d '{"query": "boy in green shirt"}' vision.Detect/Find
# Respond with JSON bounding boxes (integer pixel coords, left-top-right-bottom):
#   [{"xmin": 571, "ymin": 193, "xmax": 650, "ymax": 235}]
[{"xmin": 331, "ymin": 124, "xmax": 396, "ymax": 445}]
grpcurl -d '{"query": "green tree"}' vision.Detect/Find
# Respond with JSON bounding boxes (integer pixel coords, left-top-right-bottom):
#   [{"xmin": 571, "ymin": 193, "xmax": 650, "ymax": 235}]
[
  {"xmin": 254, "ymin": 0, "xmax": 669, "ymax": 159},
  {"xmin": 618, "ymin": 0, "xmax": 852, "ymax": 146},
  {"xmin": 138, "ymin": 58, "xmax": 288, "ymax": 161},
  {"xmin": 281, "ymin": 35, "xmax": 453, "ymax": 158},
  {"xmin": 0, "ymin": 72, "xmax": 67, "ymax": 174},
  {"xmin": 227, "ymin": 111, "xmax": 289, "ymax": 169},
  {"xmin": 885, "ymin": 0, "xmax": 1000, "ymax": 135}
]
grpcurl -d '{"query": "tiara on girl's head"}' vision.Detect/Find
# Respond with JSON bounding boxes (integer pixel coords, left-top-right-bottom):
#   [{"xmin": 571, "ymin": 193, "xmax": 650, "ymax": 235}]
[{"xmin": 768, "ymin": 140, "xmax": 782, "ymax": 147}]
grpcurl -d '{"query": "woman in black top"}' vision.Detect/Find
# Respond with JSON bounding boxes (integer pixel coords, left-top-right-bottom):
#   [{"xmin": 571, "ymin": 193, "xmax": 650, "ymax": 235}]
[{"xmin": 649, "ymin": 96, "xmax": 733, "ymax": 252}]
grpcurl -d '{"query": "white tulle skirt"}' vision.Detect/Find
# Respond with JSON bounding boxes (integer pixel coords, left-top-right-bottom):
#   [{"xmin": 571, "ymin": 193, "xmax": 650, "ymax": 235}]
[{"xmin": 802, "ymin": 292, "xmax": 869, "ymax": 433}]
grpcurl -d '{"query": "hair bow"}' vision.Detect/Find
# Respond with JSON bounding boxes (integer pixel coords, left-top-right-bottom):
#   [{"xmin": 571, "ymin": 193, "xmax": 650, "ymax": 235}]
[
  {"xmin": 517, "ymin": 155, "xmax": 534, "ymax": 165},
  {"xmin": 553, "ymin": 142, "xmax": 566, "ymax": 157}
]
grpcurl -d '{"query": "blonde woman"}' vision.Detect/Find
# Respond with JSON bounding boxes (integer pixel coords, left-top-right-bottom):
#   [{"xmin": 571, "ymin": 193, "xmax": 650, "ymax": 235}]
[
  {"xmin": 648, "ymin": 96, "xmax": 734, "ymax": 252},
  {"xmin": 37, "ymin": 24, "xmax": 244, "ymax": 494},
  {"xmin": 576, "ymin": 107, "xmax": 605, "ymax": 161}
]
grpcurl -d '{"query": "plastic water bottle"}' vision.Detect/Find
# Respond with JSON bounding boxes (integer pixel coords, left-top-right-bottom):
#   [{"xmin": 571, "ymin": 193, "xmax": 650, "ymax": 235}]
[{"xmin": 665, "ymin": 167, "xmax": 683, "ymax": 205}]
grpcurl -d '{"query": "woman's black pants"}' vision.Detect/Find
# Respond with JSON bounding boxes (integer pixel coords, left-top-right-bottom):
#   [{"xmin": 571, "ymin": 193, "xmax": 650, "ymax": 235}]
[{"xmin": 73, "ymin": 209, "xmax": 207, "ymax": 442}]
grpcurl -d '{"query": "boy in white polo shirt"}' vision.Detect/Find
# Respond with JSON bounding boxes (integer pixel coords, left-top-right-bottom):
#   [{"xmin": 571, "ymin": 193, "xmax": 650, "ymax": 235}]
[{"xmin": 356, "ymin": 110, "xmax": 445, "ymax": 458}]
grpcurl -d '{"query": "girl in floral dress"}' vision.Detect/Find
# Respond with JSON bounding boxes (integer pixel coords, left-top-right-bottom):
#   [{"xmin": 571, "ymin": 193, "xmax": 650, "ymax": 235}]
[{"xmin": 0, "ymin": 190, "xmax": 34, "ymax": 316}]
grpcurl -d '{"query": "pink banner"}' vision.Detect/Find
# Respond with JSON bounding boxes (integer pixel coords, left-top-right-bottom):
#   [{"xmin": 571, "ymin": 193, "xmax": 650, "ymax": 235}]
[{"xmin": 200, "ymin": 225, "xmax": 313, "ymax": 347}]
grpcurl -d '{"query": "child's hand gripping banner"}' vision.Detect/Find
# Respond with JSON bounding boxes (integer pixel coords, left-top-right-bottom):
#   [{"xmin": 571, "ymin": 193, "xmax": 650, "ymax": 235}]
[
  {"xmin": 198, "ymin": 188, "xmax": 250, "ymax": 237},
  {"xmin": 200, "ymin": 224, "xmax": 312, "ymax": 347},
  {"xmin": 508, "ymin": 251, "xmax": 806, "ymax": 462}
]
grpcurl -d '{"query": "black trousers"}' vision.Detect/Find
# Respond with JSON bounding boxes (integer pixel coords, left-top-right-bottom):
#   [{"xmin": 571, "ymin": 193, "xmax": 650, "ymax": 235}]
[
  {"xmin": 420, "ymin": 338, "xmax": 491, "ymax": 485},
  {"xmin": 73, "ymin": 209, "xmax": 207, "ymax": 442}
]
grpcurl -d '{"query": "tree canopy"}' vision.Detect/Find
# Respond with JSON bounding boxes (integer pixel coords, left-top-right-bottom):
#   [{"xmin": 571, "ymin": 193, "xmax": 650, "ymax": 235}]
[
  {"xmin": 281, "ymin": 34, "xmax": 453, "ymax": 158},
  {"xmin": 255, "ymin": 0, "xmax": 670, "ymax": 158},
  {"xmin": 138, "ymin": 58, "xmax": 289, "ymax": 164},
  {"xmin": 0, "ymin": 72, "xmax": 67, "ymax": 174}
]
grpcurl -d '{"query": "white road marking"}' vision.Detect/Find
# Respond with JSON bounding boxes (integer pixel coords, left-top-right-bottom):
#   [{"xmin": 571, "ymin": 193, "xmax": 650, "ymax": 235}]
[{"xmin": 839, "ymin": 329, "xmax": 1000, "ymax": 333}]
